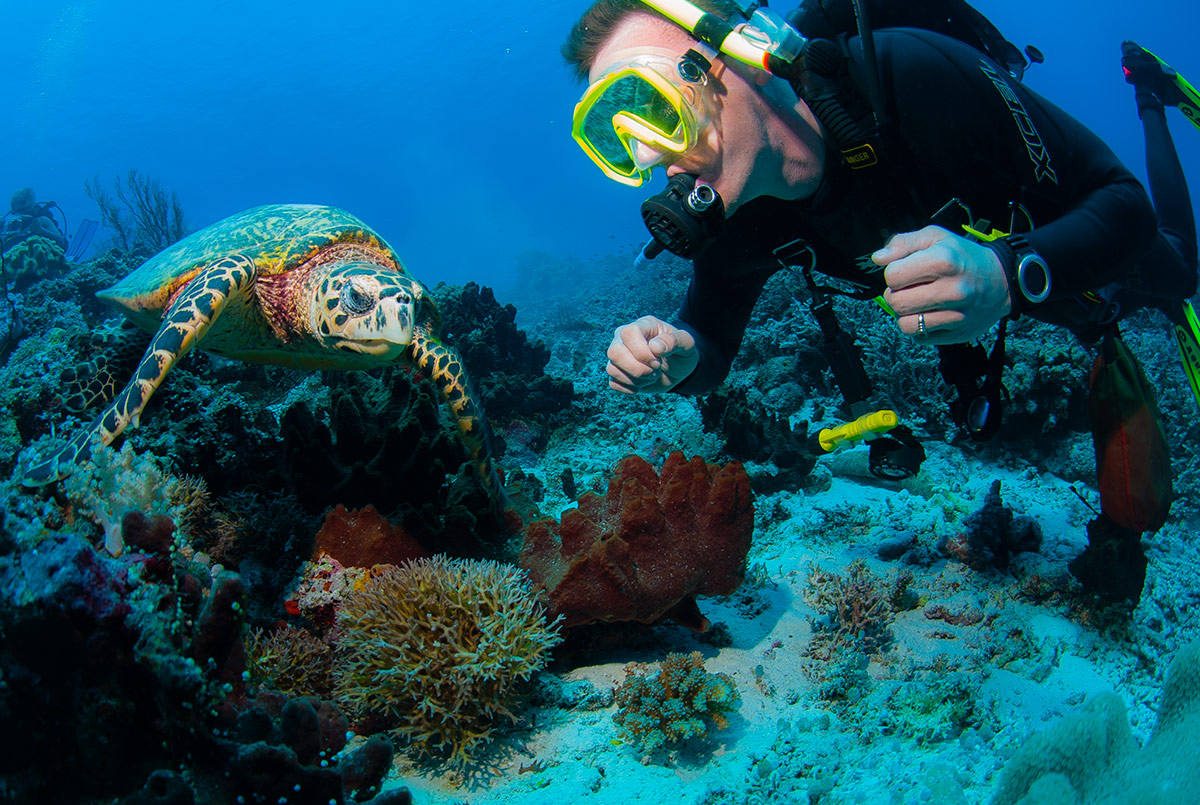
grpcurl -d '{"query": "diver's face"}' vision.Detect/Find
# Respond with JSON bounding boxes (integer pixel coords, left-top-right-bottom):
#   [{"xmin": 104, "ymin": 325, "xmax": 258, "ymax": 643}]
[{"xmin": 591, "ymin": 13, "xmax": 823, "ymax": 213}]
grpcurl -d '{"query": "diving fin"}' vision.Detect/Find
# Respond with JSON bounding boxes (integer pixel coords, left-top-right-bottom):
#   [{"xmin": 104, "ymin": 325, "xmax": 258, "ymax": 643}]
[
  {"xmin": 1173, "ymin": 299, "xmax": 1200, "ymax": 410},
  {"xmin": 66, "ymin": 219, "xmax": 99, "ymax": 262},
  {"xmin": 1122, "ymin": 41, "xmax": 1200, "ymax": 133}
]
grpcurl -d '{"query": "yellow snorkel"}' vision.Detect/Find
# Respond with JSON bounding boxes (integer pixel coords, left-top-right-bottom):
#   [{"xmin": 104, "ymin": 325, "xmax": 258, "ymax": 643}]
[{"xmin": 635, "ymin": 0, "xmax": 807, "ymax": 71}]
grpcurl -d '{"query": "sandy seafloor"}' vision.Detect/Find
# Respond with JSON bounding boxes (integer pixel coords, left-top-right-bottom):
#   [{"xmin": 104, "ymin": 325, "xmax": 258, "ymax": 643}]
[
  {"xmin": 3, "ymin": 242, "xmax": 1198, "ymax": 804},
  {"xmin": 375, "ymin": 251, "xmax": 1200, "ymax": 805}
]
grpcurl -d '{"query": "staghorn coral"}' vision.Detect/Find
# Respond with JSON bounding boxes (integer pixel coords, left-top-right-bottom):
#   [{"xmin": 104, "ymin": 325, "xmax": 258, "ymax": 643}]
[
  {"xmin": 804, "ymin": 560, "xmax": 895, "ymax": 660},
  {"xmin": 613, "ymin": 651, "xmax": 741, "ymax": 752},
  {"xmin": 245, "ymin": 624, "xmax": 336, "ymax": 698},
  {"xmin": 334, "ymin": 555, "xmax": 562, "ymax": 767},
  {"xmin": 518, "ymin": 451, "xmax": 754, "ymax": 631},
  {"xmin": 991, "ymin": 640, "xmax": 1200, "ymax": 805}
]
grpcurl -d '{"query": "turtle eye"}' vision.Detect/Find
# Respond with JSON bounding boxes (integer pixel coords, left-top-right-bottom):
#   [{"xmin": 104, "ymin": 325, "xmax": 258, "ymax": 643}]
[{"xmin": 339, "ymin": 279, "xmax": 377, "ymax": 316}]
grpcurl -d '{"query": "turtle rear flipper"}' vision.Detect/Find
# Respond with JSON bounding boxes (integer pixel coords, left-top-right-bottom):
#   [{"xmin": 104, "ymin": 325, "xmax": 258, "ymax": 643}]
[
  {"xmin": 23, "ymin": 255, "xmax": 256, "ymax": 486},
  {"xmin": 63, "ymin": 320, "xmax": 153, "ymax": 412},
  {"xmin": 410, "ymin": 330, "xmax": 506, "ymax": 507}
]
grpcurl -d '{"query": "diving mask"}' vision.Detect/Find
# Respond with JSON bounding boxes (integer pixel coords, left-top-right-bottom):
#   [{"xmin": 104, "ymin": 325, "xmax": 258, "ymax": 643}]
[{"xmin": 572, "ymin": 47, "xmax": 716, "ymax": 187}]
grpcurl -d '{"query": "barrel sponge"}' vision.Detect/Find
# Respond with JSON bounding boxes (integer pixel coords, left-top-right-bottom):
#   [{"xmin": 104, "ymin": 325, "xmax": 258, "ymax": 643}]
[{"xmin": 991, "ymin": 641, "xmax": 1200, "ymax": 805}]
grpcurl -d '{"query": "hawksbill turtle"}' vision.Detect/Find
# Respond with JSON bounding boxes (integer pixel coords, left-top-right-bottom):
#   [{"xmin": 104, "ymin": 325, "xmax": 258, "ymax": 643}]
[{"xmin": 23, "ymin": 203, "xmax": 502, "ymax": 502}]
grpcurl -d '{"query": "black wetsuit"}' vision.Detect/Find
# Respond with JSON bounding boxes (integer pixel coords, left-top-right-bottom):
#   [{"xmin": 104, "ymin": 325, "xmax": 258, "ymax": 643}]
[{"xmin": 671, "ymin": 28, "xmax": 1197, "ymax": 395}]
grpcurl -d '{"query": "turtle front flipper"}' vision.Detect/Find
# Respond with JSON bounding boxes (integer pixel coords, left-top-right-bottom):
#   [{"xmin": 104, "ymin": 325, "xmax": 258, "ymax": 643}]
[
  {"xmin": 410, "ymin": 329, "xmax": 506, "ymax": 507},
  {"xmin": 22, "ymin": 254, "xmax": 257, "ymax": 486}
]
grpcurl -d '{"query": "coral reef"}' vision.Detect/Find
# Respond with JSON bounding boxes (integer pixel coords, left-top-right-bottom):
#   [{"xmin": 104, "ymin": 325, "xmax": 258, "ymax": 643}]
[
  {"xmin": 59, "ymin": 441, "xmax": 186, "ymax": 556},
  {"xmin": 938, "ymin": 479, "xmax": 1043, "ymax": 571},
  {"xmin": 0, "ymin": 530, "xmax": 241, "ymax": 800},
  {"xmin": 84, "ymin": 169, "xmax": 188, "ymax": 251},
  {"xmin": 2, "ymin": 234, "xmax": 64, "ymax": 290},
  {"xmin": 334, "ymin": 556, "xmax": 562, "ymax": 766},
  {"xmin": 699, "ymin": 385, "xmax": 818, "ymax": 493},
  {"xmin": 245, "ymin": 624, "xmax": 336, "ymax": 698},
  {"xmin": 0, "ymin": 516, "xmax": 406, "ymax": 803},
  {"xmin": 613, "ymin": 651, "xmax": 741, "ymax": 752},
  {"xmin": 991, "ymin": 640, "xmax": 1200, "ymax": 805},
  {"xmin": 433, "ymin": 281, "xmax": 575, "ymax": 428},
  {"xmin": 278, "ymin": 369, "xmax": 504, "ymax": 555},
  {"xmin": 518, "ymin": 451, "xmax": 754, "ymax": 630},
  {"xmin": 312, "ymin": 503, "xmax": 430, "ymax": 568},
  {"xmin": 803, "ymin": 560, "xmax": 896, "ymax": 660}
]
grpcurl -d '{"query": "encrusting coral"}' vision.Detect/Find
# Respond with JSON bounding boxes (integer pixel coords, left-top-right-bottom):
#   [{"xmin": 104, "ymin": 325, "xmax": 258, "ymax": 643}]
[
  {"xmin": 518, "ymin": 451, "xmax": 754, "ymax": 631},
  {"xmin": 334, "ymin": 555, "xmax": 562, "ymax": 766},
  {"xmin": 613, "ymin": 651, "xmax": 741, "ymax": 752}
]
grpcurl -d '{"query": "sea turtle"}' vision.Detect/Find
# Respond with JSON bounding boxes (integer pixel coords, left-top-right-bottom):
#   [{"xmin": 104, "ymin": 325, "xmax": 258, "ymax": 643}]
[{"xmin": 23, "ymin": 203, "xmax": 502, "ymax": 503}]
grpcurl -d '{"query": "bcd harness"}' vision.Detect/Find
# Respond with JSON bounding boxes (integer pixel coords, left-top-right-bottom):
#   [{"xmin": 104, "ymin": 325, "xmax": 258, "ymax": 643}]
[{"xmin": 755, "ymin": 0, "xmax": 1045, "ymax": 474}]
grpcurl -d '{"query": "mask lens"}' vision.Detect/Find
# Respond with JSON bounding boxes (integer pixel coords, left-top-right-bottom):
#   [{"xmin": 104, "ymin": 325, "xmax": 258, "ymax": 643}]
[{"xmin": 580, "ymin": 73, "xmax": 683, "ymax": 175}]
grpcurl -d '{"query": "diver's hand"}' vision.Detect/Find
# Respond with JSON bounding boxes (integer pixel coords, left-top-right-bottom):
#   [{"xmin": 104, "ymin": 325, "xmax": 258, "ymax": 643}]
[
  {"xmin": 606, "ymin": 316, "xmax": 699, "ymax": 394},
  {"xmin": 874, "ymin": 225, "xmax": 1013, "ymax": 345}
]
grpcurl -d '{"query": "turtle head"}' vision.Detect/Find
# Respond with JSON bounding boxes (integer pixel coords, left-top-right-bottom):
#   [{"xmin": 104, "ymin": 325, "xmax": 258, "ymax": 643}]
[{"xmin": 309, "ymin": 263, "xmax": 422, "ymax": 357}]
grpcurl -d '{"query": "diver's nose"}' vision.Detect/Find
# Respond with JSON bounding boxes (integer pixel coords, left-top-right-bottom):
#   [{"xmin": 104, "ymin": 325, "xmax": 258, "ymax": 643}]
[{"xmin": 630, "ymin": 137, "xmax": 670, "ymax": 171}]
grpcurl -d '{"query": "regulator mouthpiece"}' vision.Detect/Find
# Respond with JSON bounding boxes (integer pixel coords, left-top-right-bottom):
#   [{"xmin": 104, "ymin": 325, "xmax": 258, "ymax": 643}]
[{"xmin": 639, "ymin": 173, "xmax": 725, "ymax": 260}]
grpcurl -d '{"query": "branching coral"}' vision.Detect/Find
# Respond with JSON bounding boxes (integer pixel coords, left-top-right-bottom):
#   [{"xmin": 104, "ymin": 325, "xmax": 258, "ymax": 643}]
[
  {"xmin": 84, "ymin": 169, "xmax": 188, "ymax": 252},
  {"xmin": 334, "ymin": 556, "xmax": 562, "ymax": 766},
  {"xmin": 245, "ymin": 625, "xmax": 336, "ymax": 698},
  {"xmin": 613, "ymin": 651, "xmax": 741, "ymax": 752},
  {"xmin": 804, "ymin": 560, "xmax": 895, "ymax": 660}
]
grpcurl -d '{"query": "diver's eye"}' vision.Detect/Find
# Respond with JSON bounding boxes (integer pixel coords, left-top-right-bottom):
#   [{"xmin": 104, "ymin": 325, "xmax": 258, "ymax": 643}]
[{"xmin": 339, "ymin": 280, "xmax": 377, "ymax": 316}]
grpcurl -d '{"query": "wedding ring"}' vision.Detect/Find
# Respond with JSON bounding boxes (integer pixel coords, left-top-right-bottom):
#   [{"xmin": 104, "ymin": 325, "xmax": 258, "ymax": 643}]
[{"xmin": 917, "ymin": 312, "xmax": 927, "ymax": 336}]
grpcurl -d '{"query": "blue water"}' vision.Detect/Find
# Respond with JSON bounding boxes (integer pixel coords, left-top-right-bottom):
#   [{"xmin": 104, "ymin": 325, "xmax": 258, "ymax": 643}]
[{"xmin": 0, "ymin": 0, "xmax": 1197, "ymax": 287}]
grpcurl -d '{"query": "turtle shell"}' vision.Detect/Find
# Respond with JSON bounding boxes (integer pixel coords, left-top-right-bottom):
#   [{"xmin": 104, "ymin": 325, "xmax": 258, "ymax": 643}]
[{"xmin": 98, "ymin": 204, "xmax": 407, "ymax": 327}]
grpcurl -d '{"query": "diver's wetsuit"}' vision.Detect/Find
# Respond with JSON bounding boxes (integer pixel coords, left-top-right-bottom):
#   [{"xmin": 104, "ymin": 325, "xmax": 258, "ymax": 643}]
[{"xmin": 670, "ymin": 28, "xmax": 1197, "ymax": 395}]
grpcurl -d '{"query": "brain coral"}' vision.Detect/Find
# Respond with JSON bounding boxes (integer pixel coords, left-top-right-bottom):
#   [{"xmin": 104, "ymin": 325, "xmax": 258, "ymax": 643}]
[{"xmin": 334, "ymin": 556, "xmax": 561, "ymax": 765}]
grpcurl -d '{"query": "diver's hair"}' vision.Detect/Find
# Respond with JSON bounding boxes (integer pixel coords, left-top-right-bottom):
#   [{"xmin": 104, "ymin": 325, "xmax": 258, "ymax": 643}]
[
  {"xmin": 562, "ymin": 0, "xmax": 745, "ymax": 83},
  {"xmin": 9, "ymin": 187, "xmax": 35, "ymax": 214}
]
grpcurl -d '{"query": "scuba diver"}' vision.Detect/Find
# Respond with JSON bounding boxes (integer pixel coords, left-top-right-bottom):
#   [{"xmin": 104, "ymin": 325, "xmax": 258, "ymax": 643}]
[
  {"xmin": 564, "ymin": 0, "xmax": 1200, "ymax": 602},
  {"xmin": 2, "ymin": 187, "xmax": 68, "ymax": 252}
]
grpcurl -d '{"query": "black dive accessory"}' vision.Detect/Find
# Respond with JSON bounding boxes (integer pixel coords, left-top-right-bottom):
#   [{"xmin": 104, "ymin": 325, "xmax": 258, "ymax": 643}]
[
  {"xmin": 985, "ymin": 234, "xmax": 1052, "ymax": 316},
  {"xmin": 639, "ymin": 173, "xmax": 726, "ymax": 259},
  {"xmin": 937, "ymin": 322, "xmax": 1008, "ymax": 441},
  {"xmin": 774, "ymin": 239, "xmax": 926, "ymax": 479}
]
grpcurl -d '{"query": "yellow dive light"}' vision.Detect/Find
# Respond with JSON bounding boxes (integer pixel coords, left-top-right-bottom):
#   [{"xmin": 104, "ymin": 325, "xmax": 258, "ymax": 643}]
[{"xmin": 814, "ymin": 409, "xmax": 899, "ymax": 453}]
